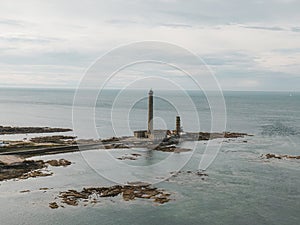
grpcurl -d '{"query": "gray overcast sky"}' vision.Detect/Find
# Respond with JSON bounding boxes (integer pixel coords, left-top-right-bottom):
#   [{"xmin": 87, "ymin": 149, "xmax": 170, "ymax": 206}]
[{"xmin": 0, "ymin": 0, "xmax": 299, "ymax": 91}]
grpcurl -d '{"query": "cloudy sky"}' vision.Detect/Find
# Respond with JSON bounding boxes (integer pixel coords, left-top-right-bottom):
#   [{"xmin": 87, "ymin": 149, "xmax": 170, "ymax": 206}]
[{"xmin": 0, "ymin": 0, "xmax": 299, "ymax": 91}]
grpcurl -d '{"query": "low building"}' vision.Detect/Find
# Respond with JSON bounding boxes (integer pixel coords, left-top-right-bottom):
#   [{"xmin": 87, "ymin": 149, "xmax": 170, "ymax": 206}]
[
  {"xmin": 133, "ymin": 130, "xmax": 147, "ymax": 138},
  {"xmin": 148, "ymin": 130, "xmax": 168, "ymax": 141},
  {"xmin": 134, "ymin": 129, "xmax": 169, "ymax": 141}
]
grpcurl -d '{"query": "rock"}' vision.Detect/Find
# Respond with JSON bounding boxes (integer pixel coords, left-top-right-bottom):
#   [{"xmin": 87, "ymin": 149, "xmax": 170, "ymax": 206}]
[
  {"xmin": 0, "ymin": 160, "xmax": 47, "ymax": 181},
  {"xmin": 181, "ymin": 131, "xmax": 250, "ymax": 141},
  {"xmin": 100, "ymin": 186, "xmax": 122, "ymax": 197},
  {"xmin": 117, "ymin": 156, "xmax": 137, "ymax": 160},
  {"xmin": 0, "ymin": 159, "xmax": 71, "ymax": 182},
  {"xmin": 122, "ymin": 189, "xmax": 135, "ymax": 201},
  {"xmin": 196, "ymin": 171, "xmax": 208, "ymax": 177},
  {"xmin": 55, "ymin": 184, "xmax": 171, "ymax": 208},
  {"xmin": 20, "ymin": 170, "xmax": 53, "ymax": 179},
  {"xmin": 49, "ymin": 202, "xmax": 59, "ymax": 209},
  {"xmin": 46, "ymin": 159, "xmax": 72, "ymax": 167},
  {"xmin": 127, "ymin": 181, "xmax": 150, "ymax": 187},
  {"xmin": 30, "ymin": 136, "xmax": 76, "ymax": 144},
  {"xmin": 101, "ymin": 137, "xmax": 120, "ymax": 143},
  {"xmin": 154, "ymin": 197, "xmax": 170, "ymax": 204},
  {"xmin": 263, "ymin": 153, "xmax": 300, "ymax": 160},
  {"xmin": 0, "ymin": 126, "xmax": 72, "ymax": 135},
  {"xmin": 0, "ymin": 156, "xmax": 24, "ymax": 165},
  {"xmin": 105, "ymin": 143, "xmax": 130, "ymax": 149},
  {"xmin": 154, "ymin": 145, "xmax": 191, "ymax": 153},
  {"xmin": 61, "ymin": 197, "xmax": 79, "ymax": 206}
]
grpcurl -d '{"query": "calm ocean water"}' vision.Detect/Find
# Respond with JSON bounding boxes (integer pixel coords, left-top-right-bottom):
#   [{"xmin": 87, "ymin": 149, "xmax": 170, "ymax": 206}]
[{"xmin": 0, "ymin": 88, "xmax": 299, "ymax": 225}]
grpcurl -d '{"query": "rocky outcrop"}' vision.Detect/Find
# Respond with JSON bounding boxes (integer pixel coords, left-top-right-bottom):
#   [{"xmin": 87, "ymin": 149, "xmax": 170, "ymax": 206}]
[
  {"xmin": 182, "ymin": 132, "xmax": 250, "ymax": 141},
  {"xmin": 104, "ymin": 143, "xmax": 130, "ymax": 149},
  {"xmin": 54, "ymin": 183, "xmax": 171, "ymax": 208},
  {"xmin": 46, "ymin": 159, "xmax": 72, "ymax": 167},
  {"xmin": 49, "ymin": 202, "xmax": 59, "ymax": 209},
  {"xmin": 101, "ymin": 137, "xmax": 120, "ymax": 143},
  {"xmin": 154, "ymin": 145, "xmax": 191, "ymax": 153},
  {"xmin": 117, "ymin": 153, "xmax": 142, "ymax": 161},
  {"xmin": 30, "ymin": 136, "xmax": 76, "ymax": 144},
  {"xmin": 0, "ymin": 158, "xmax": 72, "ymax": 182},
  {"xmin": 19, "ymin": 170, "xmax": 53, "ymax": 179},
  {"xmin": 0, "ymin": 126, "xmax": 72, "ymax": 135},
  {"xmin": 263, "ymin": 153, "xmax": 300, "ymax": 160},
  {"xmin": 0, "ymin": 160, "xmax": 46, "ymax": 181}
]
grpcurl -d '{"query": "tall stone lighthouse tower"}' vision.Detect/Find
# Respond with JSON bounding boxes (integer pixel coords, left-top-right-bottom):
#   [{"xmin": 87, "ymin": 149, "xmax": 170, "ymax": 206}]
[{"xmin": 148, "ymin": 89, "xmax": 153, "ymax": 135}]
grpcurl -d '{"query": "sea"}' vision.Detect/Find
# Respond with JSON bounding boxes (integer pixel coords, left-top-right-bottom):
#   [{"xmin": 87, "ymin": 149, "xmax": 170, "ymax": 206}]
[{"xmin": 0, "ymin": 87, "xmax": 299, "ymax": 225}]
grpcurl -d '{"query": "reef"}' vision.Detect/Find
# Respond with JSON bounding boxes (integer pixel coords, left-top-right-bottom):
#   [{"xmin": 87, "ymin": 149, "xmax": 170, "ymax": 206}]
[
  {"xmin": 117, "ymin": 153, "xmax": 142, "ymax": 161},
  {"xmin": 30, "ymin": 136, "xmax": 76, "ymax": 144},
  {"xmin": 0, "ymin": 158, "xmax": 72, "ymax": 182},
  {"xmin": 45, "ymin": 159, "xmax": 72, "ymax": 167},
  {"xmin": 0, "ymin": 126, "xmax": 72, "ymax": 135},
  {"xmin": 263, "ymin": 153, "xmax": 300, "ymax": 160},
  {"xmin": 49, "ymin": 202, "xmax": 59, "ymax": 209},
  {"xmin": 51, "ymin": 183, "xmax": 171, "ymax": 208},
  {"xmin": 182, "ymin": 132, "xmax": 250, "ymax": 141}
]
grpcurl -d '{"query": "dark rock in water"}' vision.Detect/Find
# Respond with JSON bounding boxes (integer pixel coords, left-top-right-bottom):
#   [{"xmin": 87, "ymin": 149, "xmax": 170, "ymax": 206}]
[
  {"xmin": 0, "ymin": 158, "xmax": 71, "ymax": 181},
  {"xmin": 49, "ymin": 202, "xmax": 59, "ymax": 209},
  {"xmin": 104, "ymin": 143, "xmax": 130, "ymax": 149},
  {"xmin": 263, "ymin": 153, "xmax": 300, "ymax": 160},
  {"xmin": 39, "ymin": 187, "xmax": 49, "ymax": 191},
  {"xmin": 56, "ymin": 184, "xmax": 171, "ymax": 208},
  {"xmin": 0, "ymin": 126, "xmax": 72, "ymax": 135},
  {"xmin": 169, "ymin": 170, "xmax": 209, "ymax": 179},
  {"xmin": 0, "ymin": 160, "xmax": 47, "ymax": 181},
  {"xmin": 154, "ymin": 144, "xmax": 191, "ymax": 153},
  {"xmin": 117, "ymin": 153, "xmax": 142, "ymax": 161},
  {"xmin": 181, "ymin": 132, "xmax": 249, "ymax": 141},
  {"xmin": 154, "ymin": 196, "xmax": 170, "ymax": 204},
  {"xmin": 46, "ymin": 159, "xmax": 72, "ymax": 167},
  {"xmin": 30, "ymin": 136, "xmax": 76, "ymax": 144},
  {"xmin": 117, "ymin": 156, "xmax": 137, "ymax": 160},
  {"xmin": 19, "ymin": 170, "xmax": 53, "ymax": 179},
  {"xmin": 101, "ymin": 137, "xmax": 120, "ymax": 143}
]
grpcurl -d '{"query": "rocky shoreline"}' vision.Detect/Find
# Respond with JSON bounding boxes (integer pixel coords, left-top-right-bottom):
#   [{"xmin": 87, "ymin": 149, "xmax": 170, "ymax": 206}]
[
  {"xmin": 262, "ymin": 153, "xmax": 300, "ymax": 160},
  {"xmin": 0, "ymin": 126, "xmax": 72, "ymax": 135},
  {"xmin": 0, "ymin": 130, "xmax": 250, "ymax": 157},
  {"xmin": 0, "ymin": 158, "xmax": 72, "ymax": 182}
]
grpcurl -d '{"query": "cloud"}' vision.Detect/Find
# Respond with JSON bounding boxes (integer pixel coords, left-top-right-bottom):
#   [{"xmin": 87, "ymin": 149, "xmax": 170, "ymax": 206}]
[
  {"xmin": 291, "ymin": 27, "xmax": 300, "ymax": 32},
  {"xmin": 273, "ymin": 48, "xmax": 300, "ymax": 53},
  {"xmin": 0, "ymin": 35, "xmax": 62, "ymax": 43},
  {"xmin": 158, "ymin": 23, "xmax": 193, "ymax": 28},
  {"xmin": 0, "ymin": 0, "xmax": 299, "ymax": 90},
  {"xmin": 241, "ymin": 25, "xmax": 286, "ymax": 31},
  {"xmin": 0, "ymin": 18, "xmax": 24, "ymax": 26}
]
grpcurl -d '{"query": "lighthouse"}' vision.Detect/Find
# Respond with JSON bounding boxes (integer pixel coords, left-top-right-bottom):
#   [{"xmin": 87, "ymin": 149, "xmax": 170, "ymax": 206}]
[
  {"xmin": 148, "ymin": 89, "xmax": 153, "ymax": 135},
  {"xmin": 133, "ymin": 89, "xmax": 183, "ymax": 141}
]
